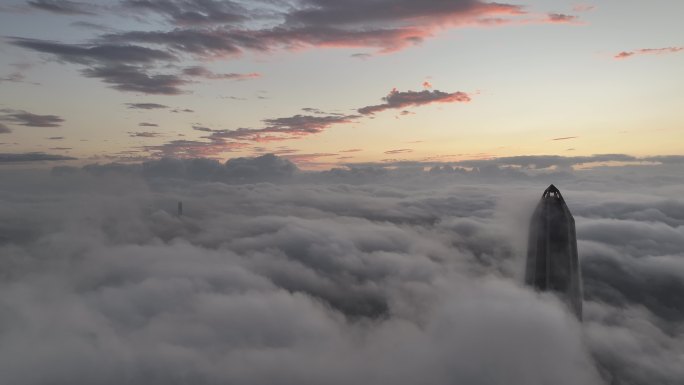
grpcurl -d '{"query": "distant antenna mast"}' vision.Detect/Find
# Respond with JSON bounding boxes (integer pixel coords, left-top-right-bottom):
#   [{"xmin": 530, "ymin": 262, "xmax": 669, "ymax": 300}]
[{"xmin": 177, "ymin": 201, "xmax": 183, "ymax": 216}]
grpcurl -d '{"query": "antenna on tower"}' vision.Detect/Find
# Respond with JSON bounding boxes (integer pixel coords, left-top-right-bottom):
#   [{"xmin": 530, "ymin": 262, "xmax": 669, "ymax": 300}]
[{"xmin": 177, "ymin": 201, "xmax": 183, "ymax": 217}]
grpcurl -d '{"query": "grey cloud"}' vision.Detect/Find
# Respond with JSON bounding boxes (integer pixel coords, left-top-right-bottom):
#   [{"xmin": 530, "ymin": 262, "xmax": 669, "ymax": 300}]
[
  {"xmin": 0, "ymin": 123, "xmax": 11, "ymax": 133},
  {"xmin": 104, "ymin": 28, "xmax": 246, "ymax": 56},
  {"xmin": 80, "ymin": 162, "xmax": 142, "ymax": 176},
  {"xmin": 0, "ymin": 152, "xmax": 75, "ymax": 162},
  {"xmin": 126, "ymin": 102, "xmax": 168, "ymax": 109},
  {"xmin": 27, "ymin": 0, "xmax": 98, "ymax": 15},
  {"xmin": 300, "ymin": 108, "xmax": 346, "ymax": 116},
  {"xmin": 456, "ymin": 154, "xmax": 639, "ymax": 169},
  {"xmin": 82, "ymin": 64, "xmax": 188, "ymax": 94},
  {"xmin": 10, "ymin": 38, "xmax": 184, "ymax": 94},
  {"xmin": 575, "ymin": 200, "xmax": 684, "ymax": 227},
  {"xmin": 579, "ymin": 219, "xmax": 684, "ymax": 259},
  {"xmin": 143, "ymin": 138, "xmax": 248, "ymax": 158},
  {"xmin": 546, "ymin": 13, "xmax": 577, "ymax": 23},
  {"xmin": 581, "ymin": 239, "xmax": 684, "ymax": 323},
  {"xmin": 351, "ymin": 52, "xmax": 372, "ymax": 59},
  {"xmin": 121, "ymin": 0, "xmax": 248, "ymax": 25},
  {"xmin": 151, "ymin": 114, "xmax": 360, "ymax": 157},
  {"xmin": 262, "ymin": 114, "xmax": 358, "ymax": 134},
  {"xmin": 70, "ymin": 20, "xmax": 114, "ymax": 31},
  {"xmin": 0, "ymin": 109, "xmax": 65, "ymax": 127},
  {"xmin": 280, "ymin": 152, "xmax": 338, "ymax": 168},
  {"xmin": 9, "ymin": 0, "xmax": 562, "ymax": 97},
  {"xmin": 338, "ymin": 159, "xmax": 677, "ymax": 187},
  {"xmin": 107, "ymin": 25, "xmax": 433, "ymax": 56},
  {"xmin": 358, "ymin": 88, "xmax": 471, "ymax": 115},
  {"xmin": 129, "ymin": 131, "xmax": 160, "ymax": 137},
  {"xmin": 615, "ymin": 47, "xmax": 683, "ymax": 60},
  {"xmin": 9, "ymin": 37, "xmax": 256, "ymax": 95},
  {"xmin": 384, "ymin": 148, "xmax": 412, "ymax": 155},
  {"xmin": 301, "ymin": 107, "xmax": 325, "ymax": 114},
  {"xmin": 183, "ymin": 66, "xmax": 260, "ymax": 80},
  {"xmin": 220, "ymin": 153, "xmax": 297, "ymax": 180},
  {"xmin": 643, "ymin": 155, "xmax": 684, "ymax": 164},
  {"xmin": 10, "ymin": 38, "xmax": 176, "ymax": 65},
  {"xmin": 99, "ymin": 0, "xmax": 539, "ymax": 61},
  {"xmin": 134, "ymin": 154, "xmax": 298, "ymax": 182},
  {"xmin": 0, "ymin": 72, "xmax": 28, "ymax": 84},
  {"xmin": 285, "ymin": 0, "xmax": 523, "ymax": 27}
]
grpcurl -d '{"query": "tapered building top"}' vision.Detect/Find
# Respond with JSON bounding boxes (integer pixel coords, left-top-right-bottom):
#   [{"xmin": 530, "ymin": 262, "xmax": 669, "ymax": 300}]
[
  {"xmin": 543, "ymin": 184, "xmax": 561, "ymax": 198},
  {"xmin": 525, "ymin": 184, "xmax": 583, "ymax": 319}
]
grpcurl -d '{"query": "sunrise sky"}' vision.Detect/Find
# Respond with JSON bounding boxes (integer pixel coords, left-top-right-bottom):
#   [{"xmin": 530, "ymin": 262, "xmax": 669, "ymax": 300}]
[{"xmin": 1, "ymin": 0, "xmax": 682, "ymax": 168}]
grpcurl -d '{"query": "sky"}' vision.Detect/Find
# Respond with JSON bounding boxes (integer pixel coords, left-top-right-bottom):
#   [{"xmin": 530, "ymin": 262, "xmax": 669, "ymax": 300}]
[
  {"xmin": 0, "ymin": 0, "xmax": 682, "ymax": 168},
  {"xmin": 0, "ymin": 3, "xmax": 683, "ymax": 383}
]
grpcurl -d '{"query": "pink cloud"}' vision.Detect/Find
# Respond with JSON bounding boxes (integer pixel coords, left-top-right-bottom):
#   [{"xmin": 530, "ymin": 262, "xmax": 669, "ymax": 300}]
[
  {"xmin": 358, "ymin": 88, "xmax": 471, "ymax": 115},
  {"xmin": 145, "ymin": 85, "xmax": 472, "ymax": 158},
  {"xmin": 614, "ymin": 47, "xmax": 684, "ymax": 60},
  {"xmin": 105, "ymin": 2, "xmax": 571, "ymax": 59},
  {"xmin": 572, "ymin": 4, "xmax": 595, "ymax": 12},
  {"xmin": 545, "ymin": 13, "xmax": 578, "ymax": 24}
]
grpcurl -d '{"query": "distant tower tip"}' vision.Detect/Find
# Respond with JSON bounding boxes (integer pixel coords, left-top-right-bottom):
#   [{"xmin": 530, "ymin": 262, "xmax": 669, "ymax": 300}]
[{"xmin": 177, "ymin": 201, "xmax": 183, "ymax": 216}]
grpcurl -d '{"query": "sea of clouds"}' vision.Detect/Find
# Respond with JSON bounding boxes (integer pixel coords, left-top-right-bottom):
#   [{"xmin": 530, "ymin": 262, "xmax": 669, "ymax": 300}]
[{"xmin": 0, "ymin": 155, "xmax": 682, "ymax": 385}]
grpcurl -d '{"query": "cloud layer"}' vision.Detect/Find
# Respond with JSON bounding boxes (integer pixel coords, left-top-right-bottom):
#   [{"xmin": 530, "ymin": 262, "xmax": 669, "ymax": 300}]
[{"xmin": 0, "ymin": 155, "xmax": 682, "ymax": 384}]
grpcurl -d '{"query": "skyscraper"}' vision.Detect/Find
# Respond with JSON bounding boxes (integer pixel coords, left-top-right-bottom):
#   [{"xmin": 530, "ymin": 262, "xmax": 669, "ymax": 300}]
[{"xmin": 525, "ymin": 185, "xmax": 583, "ymax": 319}]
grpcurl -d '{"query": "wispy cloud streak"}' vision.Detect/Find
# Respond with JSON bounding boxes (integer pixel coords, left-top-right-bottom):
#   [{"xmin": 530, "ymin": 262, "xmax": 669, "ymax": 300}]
[{"xmin": 614, "ymin": 47, "xmax": 683, "ymax": 60}]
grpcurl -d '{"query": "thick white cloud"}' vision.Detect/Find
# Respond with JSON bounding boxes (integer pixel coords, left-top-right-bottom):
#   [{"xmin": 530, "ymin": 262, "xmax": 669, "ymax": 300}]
[{"xmin": 0, "ymin": 158, "xmax": 682, "ymax": 384}]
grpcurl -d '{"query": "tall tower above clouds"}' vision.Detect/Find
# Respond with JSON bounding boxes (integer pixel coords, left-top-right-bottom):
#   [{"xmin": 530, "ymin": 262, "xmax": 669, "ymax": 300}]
[{"xmin": 525, "ymin": 185, "xmax": 583, "ymax": 319}]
